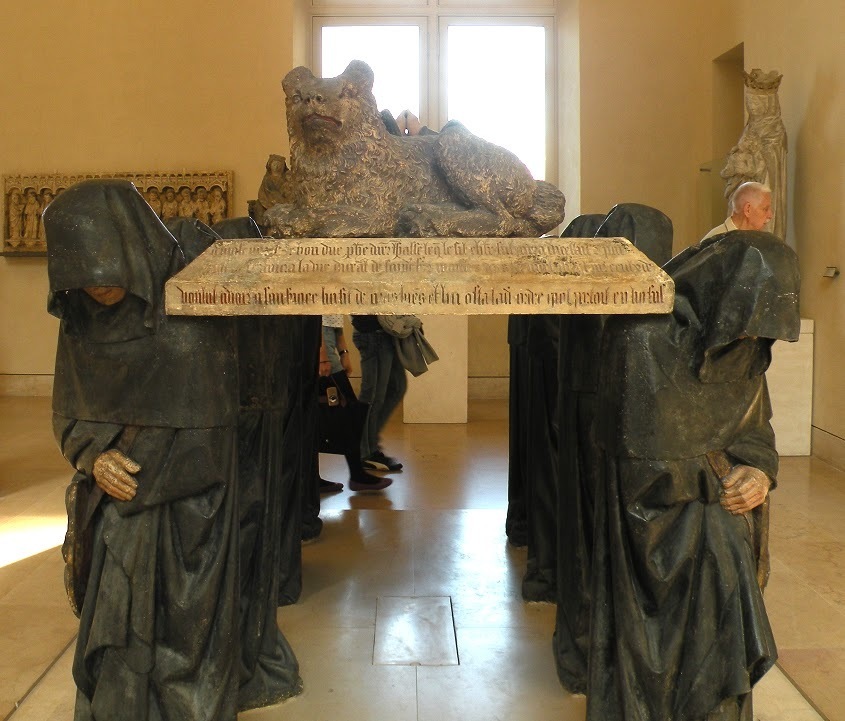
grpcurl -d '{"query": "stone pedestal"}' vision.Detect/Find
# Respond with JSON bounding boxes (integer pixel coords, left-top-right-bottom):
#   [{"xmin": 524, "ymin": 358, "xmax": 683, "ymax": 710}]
[
  {"xmin": 403, "ymin": 316, "xmax": 468, "ymax": 424},
  {"xmin": 768, "ymin": 318, "xmax": 814, "ymax": 456}
]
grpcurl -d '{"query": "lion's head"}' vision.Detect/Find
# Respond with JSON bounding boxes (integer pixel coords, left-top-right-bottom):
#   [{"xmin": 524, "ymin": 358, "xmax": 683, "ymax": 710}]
[{"xmin": 283, "ymin": 60, "xmax": 385, "ymax": 155}]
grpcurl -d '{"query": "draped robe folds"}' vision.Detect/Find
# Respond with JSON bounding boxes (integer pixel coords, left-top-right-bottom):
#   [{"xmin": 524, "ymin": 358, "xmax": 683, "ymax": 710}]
[
  {"xmin": 505, "ymin": 315, "xmax": 530, "ymax": 547},
  {"xmin": 586, "ymin": 231, "xmax": 800, "ymax": 721},
  {"xmin": 210, "ymin": 218, "xmax": 304, "ymax": 709},
  {"xmin": 43, "ymin": 179, "xmax": 243, "ymax": 721},
  {"xmin": 553, "ymin": 206, "xmax": 672, "ymax": 693},
  {"xmin": 56, "ymin": 418, "xmax": 240, "ymax": 721},
  {"xmin": 520, "ymin": 313, "xmax": 560, "ymax": 601}
]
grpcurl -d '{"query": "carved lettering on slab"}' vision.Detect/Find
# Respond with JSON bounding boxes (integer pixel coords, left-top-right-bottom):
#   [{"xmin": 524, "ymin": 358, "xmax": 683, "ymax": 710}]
[{"xmin": 165, "ymin": 237, "xmax": 674, "ymax": 316}]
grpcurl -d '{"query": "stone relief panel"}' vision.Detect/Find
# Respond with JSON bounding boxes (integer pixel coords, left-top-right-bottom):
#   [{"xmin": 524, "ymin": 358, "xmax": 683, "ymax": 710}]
[{"xmin": 2, "ymin": 170, "xmax": 234, "ymax": 255}]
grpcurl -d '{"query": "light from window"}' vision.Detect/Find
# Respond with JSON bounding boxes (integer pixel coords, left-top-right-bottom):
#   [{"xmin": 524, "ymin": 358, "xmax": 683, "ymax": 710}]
[
  {"xmin": 322, "ymin": 25, "xmax": 421, "ymax": 118},
  {"xmin": 447, "ymin": 26, "xmax": 546, "ymax": 179}
]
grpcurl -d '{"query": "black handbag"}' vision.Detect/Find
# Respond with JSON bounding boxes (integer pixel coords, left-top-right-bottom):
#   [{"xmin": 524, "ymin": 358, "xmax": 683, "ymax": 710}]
[{"xmin": 317, "ymin": 373, "xmax": 368, "ymax": 456}]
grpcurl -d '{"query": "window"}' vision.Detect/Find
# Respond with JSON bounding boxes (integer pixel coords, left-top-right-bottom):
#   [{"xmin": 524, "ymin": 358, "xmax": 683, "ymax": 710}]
[{"xmin": 312, "ymin": 3, "xmax": 556, "ymax": 181}]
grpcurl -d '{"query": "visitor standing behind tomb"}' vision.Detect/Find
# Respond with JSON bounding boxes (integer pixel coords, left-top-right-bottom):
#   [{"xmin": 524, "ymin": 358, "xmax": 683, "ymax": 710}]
[
  {"xmin": 318, "ymin": 315, "xmax": 392, "ymax": 492},
  {"xmin": 44, "ymin": 179, "xmax": 241, "ymax": 721},
  {"xmin": 703, "ymin": 181, "xmax": 773, "ymax": 239},
  {"xmin": 586, "ymin": 230, "xmax": 799, "ymax": 721},
  {"xmin": 351, "ymin": 314, "xmax": 406, "ymax": 472},
  {"xmin": 552, "ymin": 205, "xmax": 672, "ymax": 693}
]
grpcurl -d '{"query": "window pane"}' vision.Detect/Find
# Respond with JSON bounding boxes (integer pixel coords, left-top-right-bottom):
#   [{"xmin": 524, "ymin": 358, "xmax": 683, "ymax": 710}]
[
  {"xmin": 321, "ymin": 25, "xmax": 421, "ymax": 118},
  {"xmin": 446, "ymin": 26, "xmax": 546, "ymax": 179}
]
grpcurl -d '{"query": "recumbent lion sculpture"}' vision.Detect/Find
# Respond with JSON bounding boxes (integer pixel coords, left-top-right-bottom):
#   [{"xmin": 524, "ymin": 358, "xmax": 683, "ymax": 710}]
[{"xmin": 264, "ymin": 60, "xmax": 566, "ymax": 239}]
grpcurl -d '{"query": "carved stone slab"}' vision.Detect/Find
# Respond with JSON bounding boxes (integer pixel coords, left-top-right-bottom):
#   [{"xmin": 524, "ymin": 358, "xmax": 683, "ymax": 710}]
[
  {"xmin": 165, "ymin": 237, "xmax": 674, "ymax": 316},
  {"xmin": 3, "ymin": 170, "xmax": 233, "ymax": 256}
]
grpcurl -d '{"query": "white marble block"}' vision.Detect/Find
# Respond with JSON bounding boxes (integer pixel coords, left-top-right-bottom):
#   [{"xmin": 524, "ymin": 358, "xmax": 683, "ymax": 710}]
[{"xmin": 768, "ymin": 318, "xmax": 814, "ymax": 456}]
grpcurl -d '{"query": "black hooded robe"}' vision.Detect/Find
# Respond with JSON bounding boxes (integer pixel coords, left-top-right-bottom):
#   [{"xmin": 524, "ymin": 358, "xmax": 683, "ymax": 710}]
[
  {"xmin": 212, "ymin": 217, "xmax": 304, "ymax": 709},
  {"xmin": 44, "ymin": 180, "xmax": 241, "ymax": 721},
  {"xmin": 553, "ymin": 204, "xmax": 673, "ymax": 692},
  {"xmin": 586, "ymin": 231, "xmax": 800, "ymax": 721}
]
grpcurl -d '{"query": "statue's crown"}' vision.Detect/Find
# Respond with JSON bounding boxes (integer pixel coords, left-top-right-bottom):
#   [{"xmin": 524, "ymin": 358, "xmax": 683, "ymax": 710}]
[{"xmin": 744, "ymin": 68, "xmax": 782, "ymax": 93}]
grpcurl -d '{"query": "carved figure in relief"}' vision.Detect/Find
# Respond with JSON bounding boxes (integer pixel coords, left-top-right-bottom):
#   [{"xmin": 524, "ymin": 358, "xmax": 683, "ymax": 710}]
[
  {"xmin": 209, "ymin": 185, "xmax": 227, "ymax": 224},
  {"xmin": 7, "ymin": 188, "xmax": 24, "ymax": 239},
  {"xmin": 146, "ymin": 186, "xmax": 162, "ymax": 217},
  {"xmin": 253, "ymin": 154, "xmax": 292, "ymax": 227},
  {"xmin": 38, "ymin": 189, "xmax": 54, "ymax": 239},
  {"xmin": 721, "ymin": 69, "xmax": 787, "ymax": 239},
  {"xmin": 265, "ymin": 60, "xmax": 566, "ymax": 238},
  {"xmin": 161, "ymin": 186, "xmax": 179, "ymax": 219},
  {"xmin": 178, "ymin": 186, "xmax": 194, "ymax": 218},
  {"xmin": 194, "ymin": 186, "xmax": 212, "ymax": 224},
  {"xmin": 23, "ymin": 188, "xmax": 41, "ymax": 239}
]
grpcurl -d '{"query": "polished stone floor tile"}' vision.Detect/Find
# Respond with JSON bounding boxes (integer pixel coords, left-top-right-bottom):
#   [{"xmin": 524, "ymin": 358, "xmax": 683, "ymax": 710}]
[
  {"xmin": 245, "ymin": 625, "xmax": 419, "ymax": 721},
  {"xmin": 374, "ymin": 596, "xmax": 458, "ymax": 666},
  {"xmin": 0, "ymin": 603, "xmax": 76, "ymax": 717},
  {"xmin": 416, "ymin": 625, "xmax": 586, "ymax": 721},
  {"xmin": 755, "ymin": 665, "xmax": 824, "ymax": 721},
  {"xmin": 1, "ymin": 397, "xmax": 838, "ymax": 720},
  {"xmin": 776, "ymin": 648, "xmax": 845, "ymax": 721},
  {"xmin": 766, "ymin": 558, "xmax": 845, "ymax": 648},
  {"xmin": 0, "ymin": 643, "xmax": 75, "ymax": 721}
]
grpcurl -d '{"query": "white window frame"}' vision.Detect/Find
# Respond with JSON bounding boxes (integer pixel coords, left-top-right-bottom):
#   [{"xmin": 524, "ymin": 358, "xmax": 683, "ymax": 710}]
[
  {"xmin": 310, "ymin": 3, "xmax": 558, "ymax": 182},
  {"xmin": 312, "ymin": 16, "xmax": 431, "ymax": 124}
]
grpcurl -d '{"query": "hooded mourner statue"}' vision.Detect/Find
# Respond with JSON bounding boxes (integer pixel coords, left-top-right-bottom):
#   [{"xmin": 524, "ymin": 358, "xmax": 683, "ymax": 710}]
[
  {"xmin": 587, "ymin": 230, "xmax": 800, "ymax": 721},
  {"xmin": 44, "ymin": 180, "xmax": 241, "ymax": 721},
  {"xmin": 554, "ymin": 204, "xmax": 673, "ymax": 693},
  {"xmin": 210, "ymin": 216, "xmax": 304, "ymax": 708}
]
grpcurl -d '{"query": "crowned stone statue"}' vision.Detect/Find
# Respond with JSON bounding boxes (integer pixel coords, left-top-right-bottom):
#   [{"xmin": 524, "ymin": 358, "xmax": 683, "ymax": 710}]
[{"xmin": 721, "ymin": 69, "xmax": 788, "ymax": 239}]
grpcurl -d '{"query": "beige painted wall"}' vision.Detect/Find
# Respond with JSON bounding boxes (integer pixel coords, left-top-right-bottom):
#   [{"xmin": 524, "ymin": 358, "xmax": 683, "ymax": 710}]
[
  {"xmin": 0, "ymin": 1, "xmax": 297, "ymax": 377},
  {"xmin": 733, "ymin": 0, "xmax": 845, "ymax": 443},
  {"xmin": 577, "ymin": 0, "xmax": 735, "ymax": 253}
]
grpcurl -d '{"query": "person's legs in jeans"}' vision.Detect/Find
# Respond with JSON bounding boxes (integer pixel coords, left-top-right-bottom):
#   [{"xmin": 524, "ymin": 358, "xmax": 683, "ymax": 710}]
[
  {"xmin": 353, "ymin": 330, "xmax": 392, "ymax": 460},
  {"xmin": 374, "ymin": 348, "xmax": 407, "ymax": 439}
]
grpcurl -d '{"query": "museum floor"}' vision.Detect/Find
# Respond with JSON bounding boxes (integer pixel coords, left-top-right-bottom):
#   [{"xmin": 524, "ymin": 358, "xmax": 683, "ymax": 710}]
[{"xmin": 0, "ymin": 396, "xmax": 840, "ymax": 721}]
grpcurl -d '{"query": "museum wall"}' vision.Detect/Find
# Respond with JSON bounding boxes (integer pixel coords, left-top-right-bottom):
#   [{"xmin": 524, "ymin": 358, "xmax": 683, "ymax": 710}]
[
  {"xmin": 576, "ymin": 0, "xmax": 734, "ymax": 253},
  {"xmin": 733, "ymin": 0, "xmax": 845, "ymax": 456},
  {"xmin": 0, "ymin": 1, "xmax": 298, "ymax": 385}
]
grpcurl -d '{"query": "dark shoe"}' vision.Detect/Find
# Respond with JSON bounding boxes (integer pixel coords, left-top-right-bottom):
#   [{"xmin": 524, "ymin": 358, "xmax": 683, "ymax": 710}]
[
  {"xmin": 362, "ymin": 450, "xmax": 403, "ymax": 472},
  {"xmin": 349, "ymin": 475, "xmax": 393, "ymax": 492},
  {"xmin": 319, "ymin": 478, "xmax": 344, "ymax": 494}
]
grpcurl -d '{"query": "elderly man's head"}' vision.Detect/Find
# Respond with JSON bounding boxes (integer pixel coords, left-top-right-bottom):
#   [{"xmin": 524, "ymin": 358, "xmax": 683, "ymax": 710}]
[{"xmin": 729, "ymin": 182, "xmax": 773, "ymax": 231}]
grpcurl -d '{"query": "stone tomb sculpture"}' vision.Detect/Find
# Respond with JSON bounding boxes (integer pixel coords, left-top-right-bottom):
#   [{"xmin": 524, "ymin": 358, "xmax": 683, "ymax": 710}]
[{"xmin": 262, "ymin": 60, "xmax": 567, "ymax": 239}]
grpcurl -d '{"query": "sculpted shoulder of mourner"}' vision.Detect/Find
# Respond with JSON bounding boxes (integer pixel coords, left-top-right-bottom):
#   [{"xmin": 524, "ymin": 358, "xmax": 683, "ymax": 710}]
[{"xmin": 265, "ymin": 60, "xmax": 566, "ymax": 239}]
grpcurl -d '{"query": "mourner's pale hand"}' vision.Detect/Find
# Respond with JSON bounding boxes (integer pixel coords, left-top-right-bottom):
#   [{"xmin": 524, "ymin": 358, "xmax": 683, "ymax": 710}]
[
  {"xmin": 720, "ymin": 464, "xmax": 770, "ymax": 515},
  {"xmin": 93, "ymin": 449, "xmax": 140, "ymax": 501}
]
